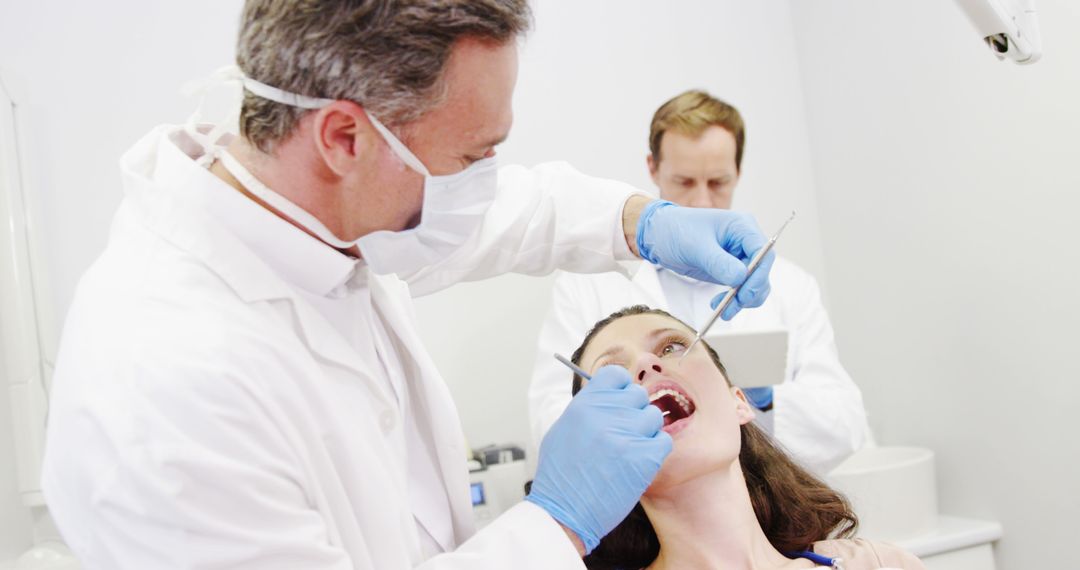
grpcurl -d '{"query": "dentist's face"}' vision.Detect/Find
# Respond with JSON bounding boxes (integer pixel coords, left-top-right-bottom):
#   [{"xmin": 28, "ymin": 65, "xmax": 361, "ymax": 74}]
[
  {"xmin": 647, "ymin": 125, "xmax": 740, "ymax": 210},
  {"xmin": 577, "ymin": 313, "xmax": 756, "ymax": 491},
  {"xmin": 401, "ymin": 37, "xmax": 517, "ymax": 175},
  {"xmin": 370, "ymin": 37, "xmax": 517, "ymax": 231}
]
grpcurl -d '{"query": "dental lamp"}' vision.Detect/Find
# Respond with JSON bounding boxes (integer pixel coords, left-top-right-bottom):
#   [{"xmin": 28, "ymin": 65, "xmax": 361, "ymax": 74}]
[{"xmin": 954, "ymin": 0, "xmax": 1042, "ymax": 64}]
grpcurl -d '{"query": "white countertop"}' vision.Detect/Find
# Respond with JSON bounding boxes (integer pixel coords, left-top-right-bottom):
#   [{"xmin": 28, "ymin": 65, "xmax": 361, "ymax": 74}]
[{"xmin": 893, "ymin": 515, "xmax": 1003, "ymax": 557}]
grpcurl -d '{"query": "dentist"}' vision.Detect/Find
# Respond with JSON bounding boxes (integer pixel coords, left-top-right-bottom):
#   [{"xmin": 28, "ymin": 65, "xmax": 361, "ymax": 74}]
[{"xmin": 41, "ymin": 2, "xmax": 773, "ymax": 569}]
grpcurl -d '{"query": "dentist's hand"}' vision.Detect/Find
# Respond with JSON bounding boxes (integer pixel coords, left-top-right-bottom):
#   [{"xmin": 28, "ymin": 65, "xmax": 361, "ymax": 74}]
[
  {"xmin": 526, "ymin": 365, "xmax": 672, "ymax": 554},
  {"xmin": 634, "ymin": 199, "xmax": 774, "ymax": 320}
]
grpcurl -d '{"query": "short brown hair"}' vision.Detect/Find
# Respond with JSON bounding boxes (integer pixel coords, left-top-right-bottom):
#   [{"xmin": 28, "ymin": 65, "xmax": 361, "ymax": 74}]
[
  {"xmin": 236, "ymin": 0, "xmax": 532, "ymax": 153},
  {"xmin": 570, "ymin": 306, "xmax": 857, "ymax": 569},
  {"xmin": 648, "ymin": 89, "xmax": 746, "ymax": 171}
]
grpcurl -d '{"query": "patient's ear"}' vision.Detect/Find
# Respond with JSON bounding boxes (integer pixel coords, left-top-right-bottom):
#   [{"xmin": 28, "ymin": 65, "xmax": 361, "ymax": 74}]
[{"xmin": 732, "ymin": 387, "xmax": 756, "ymax": 425}]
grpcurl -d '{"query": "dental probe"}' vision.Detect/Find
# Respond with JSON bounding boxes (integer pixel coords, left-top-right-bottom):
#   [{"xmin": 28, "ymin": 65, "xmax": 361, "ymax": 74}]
[
  {"xmin": 554, "ymin": 354, "xmax": 670, "ymax": 416},
  {"xmin": 554, "ymin": 353, "xmax": 592, "ymax": 381},
  {"xmin": 679, "ymin": 210, "xmax": 797, "ymax": 363}
]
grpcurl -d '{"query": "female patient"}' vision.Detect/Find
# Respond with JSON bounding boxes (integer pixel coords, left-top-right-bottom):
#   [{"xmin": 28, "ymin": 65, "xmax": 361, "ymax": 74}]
[{"xmin": 568, "ymin": 305, "xmax": 923, "ymax": 570}]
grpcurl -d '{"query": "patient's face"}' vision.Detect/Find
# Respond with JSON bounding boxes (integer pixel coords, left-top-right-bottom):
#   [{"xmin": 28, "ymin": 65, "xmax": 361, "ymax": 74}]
[{"xmin": 578, "ymin": 313, "xmax": 756, "ymax": 491}]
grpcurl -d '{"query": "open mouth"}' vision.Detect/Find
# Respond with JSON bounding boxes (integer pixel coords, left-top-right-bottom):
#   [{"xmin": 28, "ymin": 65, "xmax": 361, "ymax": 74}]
[{"xmin": 648, "ymin": 383, "xmax": 697, "ymax": 429}]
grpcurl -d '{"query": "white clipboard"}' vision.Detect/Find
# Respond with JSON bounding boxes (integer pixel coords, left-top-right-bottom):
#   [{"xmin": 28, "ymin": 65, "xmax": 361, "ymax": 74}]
[{"xmin": 703, "ymin": 328, "xmax": 789, "ymax": 389}]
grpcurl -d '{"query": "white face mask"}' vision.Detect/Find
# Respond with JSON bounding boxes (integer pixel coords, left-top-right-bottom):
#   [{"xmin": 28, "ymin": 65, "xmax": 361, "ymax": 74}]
[{"xmin": 217, "ymin": 71, "xmax": 499, "ymax": 276}]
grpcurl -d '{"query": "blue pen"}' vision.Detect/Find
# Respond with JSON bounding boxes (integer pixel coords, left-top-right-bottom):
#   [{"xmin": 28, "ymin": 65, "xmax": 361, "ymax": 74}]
[{"xmin": 788, "ymin": 550, "xmax": 842, "ymax": 569}]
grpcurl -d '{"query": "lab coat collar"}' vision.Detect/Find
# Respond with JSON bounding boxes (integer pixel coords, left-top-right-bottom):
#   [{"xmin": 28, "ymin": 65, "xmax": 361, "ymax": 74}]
[
  {"xmin": 119, "ymin": 124, "xmax": 398, "ymax": 410},
  {"xmin": 158, "ymin": 126, "xmax": 362, "ymax": 299},
  {"xmin": 119, "ymin": 124, "xmax": 287, "ymax": 304}
]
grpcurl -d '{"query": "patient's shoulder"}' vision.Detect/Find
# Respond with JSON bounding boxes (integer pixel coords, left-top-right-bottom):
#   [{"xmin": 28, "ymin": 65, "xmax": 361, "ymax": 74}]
[{"xmin": 812, "ymin": 538, "xmax": 925, "ymax": 569}]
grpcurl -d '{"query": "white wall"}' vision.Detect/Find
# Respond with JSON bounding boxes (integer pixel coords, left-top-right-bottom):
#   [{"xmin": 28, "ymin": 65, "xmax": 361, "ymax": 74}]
[
  {"xmin": 413, "ymin": 0, "xmax": 829, "ymax": 459},
  {"xmin": 788, "ymin": 1, "xmax": 1080, "ymax": 568},
  {"xmin": 0, "ymin": 72, "xmax": 34, "ymax": 559},
  {"xmin": 0, "ymin": 1, "xmax": 244, "ymax": 326},
  {"xmin": 0, "ymin": 362, "xmax": 30, "ymax": 561}
]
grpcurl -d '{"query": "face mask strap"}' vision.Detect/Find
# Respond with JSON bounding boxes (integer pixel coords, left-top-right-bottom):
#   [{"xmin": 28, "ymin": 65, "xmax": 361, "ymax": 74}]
[
  {"xmin": 239, "ymin": 71, "xmax": 431, "ymax": 177},
  {"xmin": 218, "ymin": 150, "xmax": 359, "ymax": 249},
  {"xmin": 182, "ymin": 66, "xmax": 249, "ymax": 165},
  {"xmin": 239, "ymin": 75, "xmax": 336, "ymax": 110},
  {"xmin": 361, "ymin": 113, "xmax": 431, "ymax": 177}
]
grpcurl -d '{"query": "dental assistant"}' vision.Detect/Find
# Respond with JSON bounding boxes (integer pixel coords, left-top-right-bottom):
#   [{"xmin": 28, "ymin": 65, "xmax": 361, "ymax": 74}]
[
  {"xmin": 530, "ymin": 90, "xmax": 869, "ymax": 475},
  {"xmin": 40, "ymin": 3, "xmax": 774, "ymax": 570}
]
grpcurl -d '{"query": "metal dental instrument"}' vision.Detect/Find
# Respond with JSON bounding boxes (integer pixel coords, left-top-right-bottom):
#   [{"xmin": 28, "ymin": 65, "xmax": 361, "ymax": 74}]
[
  {"xmin": 555, "ymin": 353, "xmax": 592, "ymax": 381},
  {"xmin": 679, "ymin": 210, "xmax": 797, "ymax": 363},
  {"xmin": 554, "ymin": 354, "xmax": 669, "ymax": 416}
]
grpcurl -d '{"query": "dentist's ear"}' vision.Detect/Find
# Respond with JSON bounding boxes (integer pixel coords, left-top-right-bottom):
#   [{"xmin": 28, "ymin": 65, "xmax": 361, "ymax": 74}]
[
  {"xmin": 731, "ymin": 387, "xmax": 756, "ymax": 425},
  {"xmin": 312, "ymin": 100, "xmax": 378, "ymax": 176}
]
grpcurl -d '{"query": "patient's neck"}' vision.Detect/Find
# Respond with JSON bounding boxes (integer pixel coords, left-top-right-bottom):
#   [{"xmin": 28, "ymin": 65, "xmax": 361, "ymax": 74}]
[{"xmin": 642, "ymin": 460, "xmax": 801, "ymax": 570}]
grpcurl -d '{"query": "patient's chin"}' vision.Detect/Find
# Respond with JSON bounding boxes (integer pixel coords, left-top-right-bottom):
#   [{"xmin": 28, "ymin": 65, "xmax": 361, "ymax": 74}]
[{"xmin": 647, "ymin": 426, "xmax": 744, "ymax": 492}]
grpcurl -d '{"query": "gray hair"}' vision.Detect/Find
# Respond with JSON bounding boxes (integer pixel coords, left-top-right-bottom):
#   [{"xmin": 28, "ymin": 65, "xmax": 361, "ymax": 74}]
[{"xmin": 236, "ymin": 0, "xmax": 532, "ymax": 153}]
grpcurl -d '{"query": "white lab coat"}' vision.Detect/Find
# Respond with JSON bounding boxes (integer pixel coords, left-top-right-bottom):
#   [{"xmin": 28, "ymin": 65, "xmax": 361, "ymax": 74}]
[
  {"xmin": 528, "ymin": 260, "xmax": 870, "ymax": 475},
  {"xmin": 41, "ymin": 124, "xmax": 642, "ymax": 570}
]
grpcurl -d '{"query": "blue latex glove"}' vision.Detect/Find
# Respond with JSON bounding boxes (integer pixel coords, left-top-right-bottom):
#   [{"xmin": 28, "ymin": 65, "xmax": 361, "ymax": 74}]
[
  {"xmin": 526, "ymin": 366, "xmax": 672, "ymax": 554},
  {"xmin": 743, "ymin": 386, "xmax": 774, "ymax": 410},
  {"xmin": 637, "ymin": 200, "xmax": 775, "ymax": 320}
]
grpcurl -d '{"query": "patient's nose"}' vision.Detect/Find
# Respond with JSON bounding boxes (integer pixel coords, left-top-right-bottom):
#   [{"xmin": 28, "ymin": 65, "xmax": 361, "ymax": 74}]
[{"xmin": 634, "ymin": 353, "xmax": 664, "ymax": 383}]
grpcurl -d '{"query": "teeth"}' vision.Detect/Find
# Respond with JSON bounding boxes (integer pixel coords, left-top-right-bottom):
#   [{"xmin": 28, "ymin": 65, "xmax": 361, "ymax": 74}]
[{"xmin": 649, "ymin": 388, "xmax": 693, "ymax": 415}]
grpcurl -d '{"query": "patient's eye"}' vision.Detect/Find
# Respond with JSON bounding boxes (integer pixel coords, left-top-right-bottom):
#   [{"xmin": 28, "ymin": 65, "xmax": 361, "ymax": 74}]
[
  {"xmin": 594, "ymin": 359, "xmax": 629, "ymax": 372},
  {"xmin": 659, "ymin": 337, "xmax": 687, "ymax": 357}
]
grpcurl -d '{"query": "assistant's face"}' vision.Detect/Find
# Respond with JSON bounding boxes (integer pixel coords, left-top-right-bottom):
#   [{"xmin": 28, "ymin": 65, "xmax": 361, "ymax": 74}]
[
  {"xmin": 648, "ymin": 125, "xmax": 740, "ymax": 210},
  {"xmin": 373, "ymin": 37, "xmax": 518, "ymax": 231},
  {"xmin": 577, "ymin": 313, "xmax": 756, "ymax": 492}
]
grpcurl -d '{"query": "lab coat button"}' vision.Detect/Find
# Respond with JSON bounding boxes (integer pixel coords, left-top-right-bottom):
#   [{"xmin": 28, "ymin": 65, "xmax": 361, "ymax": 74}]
[{"xmin": 379, "ymin": 410, "xmax": 395, "ymax": 432}]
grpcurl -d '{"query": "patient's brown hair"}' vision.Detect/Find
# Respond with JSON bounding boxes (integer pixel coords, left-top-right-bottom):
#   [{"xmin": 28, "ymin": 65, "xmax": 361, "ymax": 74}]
[{"xmin": 569, "ymin": 305, "xmax": 857, "ymax": 569}]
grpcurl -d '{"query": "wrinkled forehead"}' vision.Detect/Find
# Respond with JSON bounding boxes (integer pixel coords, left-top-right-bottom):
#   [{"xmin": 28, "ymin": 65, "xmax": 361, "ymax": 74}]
[
  {"xmin": 580, "ymin": 313, "xmax": 695, "ymax": 366},
  {"xmin": 658, "ymin": 126, "xmax": 738, "ymax": 170},
  {"xmin": 417, "ymin": 38, "xmax": 516, "ymax": 144}
]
